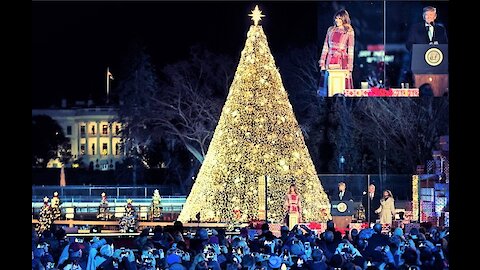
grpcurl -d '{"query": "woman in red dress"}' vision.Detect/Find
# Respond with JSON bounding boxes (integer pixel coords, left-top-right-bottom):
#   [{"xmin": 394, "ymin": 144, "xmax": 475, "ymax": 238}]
[
  {"xmin": 284, "ymin": 184, "xmax": 302, "ymax": 226},
  {"xmin": 318, "ymin": 9, "xmax": 355, "ymax": 89}
]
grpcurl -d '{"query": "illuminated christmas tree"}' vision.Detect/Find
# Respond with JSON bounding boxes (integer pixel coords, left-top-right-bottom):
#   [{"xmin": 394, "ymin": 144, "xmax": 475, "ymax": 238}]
[
  {"xmin": 36, "ymin": 196, "xmax": 53, "ymax": 234},
  {"xmin": 50, "ymin": 191, "xmax": 61, "ymax": 220},
  {"xmin": 178, "ymin": 6, "xmax": 331, "ymax": 223},
  {"xmin": 97, "ymin": 192, "xmax": 113, "ymax": 220},
  {"xmin": 119, "ymin": 199, "xmax": 138, "ymax": 232},
  {"xmin": 150, "ymin": 189, "xmax": 162, "ymax": 221}
]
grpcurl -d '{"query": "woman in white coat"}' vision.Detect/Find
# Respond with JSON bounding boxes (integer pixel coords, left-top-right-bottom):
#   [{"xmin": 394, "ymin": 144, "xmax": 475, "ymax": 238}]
[{"xmin": 375, "ymin": 190, "xmax": 396, "ymax": 225}]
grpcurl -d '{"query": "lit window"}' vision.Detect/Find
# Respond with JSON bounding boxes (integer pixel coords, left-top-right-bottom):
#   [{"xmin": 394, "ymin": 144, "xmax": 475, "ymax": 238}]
[
  {"xmin": 80, "ymin": 144, "xmax": 85, "ymax": 155},
  {"xmin": 102, "ymin": 143, "xmax": 108, "ymax": 155},
  {"xmin": 80, "ymin": 126, "xmax": 86, "ymax": 135},
  {"xmin": 91, "ymin": 143, "xmax": 95, "ymax": 155},
  {"xmin": 102, "ymin": 125, "xmax": 108, "ymax": 135}
]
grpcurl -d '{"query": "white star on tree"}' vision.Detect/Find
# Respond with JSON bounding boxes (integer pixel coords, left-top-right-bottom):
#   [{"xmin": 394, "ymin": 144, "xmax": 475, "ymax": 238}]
[{"xmin": 249, "ymin": 5, "xmax": 265, "ymax": 26}]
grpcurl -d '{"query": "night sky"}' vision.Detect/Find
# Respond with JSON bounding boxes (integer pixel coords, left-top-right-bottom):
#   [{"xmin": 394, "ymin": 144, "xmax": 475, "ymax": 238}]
[
  {"xmin": 32, "ymin": 1, "xmax": 318, "ymax": 108},
  {"xmin": 32, "ymin": 1, "xmax": 449, "ymax": 107}
]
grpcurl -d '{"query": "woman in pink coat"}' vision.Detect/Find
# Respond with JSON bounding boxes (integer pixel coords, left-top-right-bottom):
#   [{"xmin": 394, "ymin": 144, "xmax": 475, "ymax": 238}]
[{"xmin": 318, "ymin": 9, "xmax": 355, "ymax": 89}]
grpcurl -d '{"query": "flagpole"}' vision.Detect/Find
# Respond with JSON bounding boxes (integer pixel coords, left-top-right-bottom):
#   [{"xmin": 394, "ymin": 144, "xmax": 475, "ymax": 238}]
[{"xmin": 106, "ymin": 67, "xmax": 110, "ymax": 104}]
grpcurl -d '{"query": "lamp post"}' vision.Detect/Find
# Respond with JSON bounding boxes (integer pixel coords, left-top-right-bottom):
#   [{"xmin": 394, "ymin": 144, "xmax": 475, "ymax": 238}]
[{"xmin": 339, "ymin": 155, "xmax": 345, "ymax": 173}]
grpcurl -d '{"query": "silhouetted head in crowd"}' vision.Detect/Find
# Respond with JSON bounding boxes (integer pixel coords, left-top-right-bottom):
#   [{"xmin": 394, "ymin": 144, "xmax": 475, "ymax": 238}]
[
  {"xmin": 261, "ymin": 222, "xmax": 270, "ymax": 233},
  {"xmin": 140, "ymin": 228, "xmax": 150, "ymax": 237},
  {"xmin": 357, "ymin": 239, "xmax": 368, "ymax": 250},
  {"xmin": 330, "ymin": 254, "xmax": 345, "ymax": 269},
  {"xmin": 327, "ymin": 220, "xmax": 335, "ymax": 231},
  {"xmin": 419, "ymin": 246, "xmax": 435, "ymax": 267},
  {"xmin": 402, "ymin": 247, "xmax": 419, "ymax": 265},
  {"xmin": 241, "ymin": 254, "xmax": 255, "ymax": 269},
  {"xmin": 323, "ymin": 231, "xmax": 334, "ymax": 242},
  {"xmin": 373, "ymin": 223, "xmax": 382, "ymax": 233},
  {"xmin": 177, "ymin": 241, "xmax": 187, "ymax": 251},
  {"xmin": 264, "ymin": 231, "xmax": 274, "ymax": 241},
  {"xmin": 196, "ymin": 228, "xmax": 209, "ymax": 241},
  {"xmin": 55, "ymin": 228, "xmax": 66, "ymax": 240},
  {"xmin": 174, "ymin": 221, "xmax": 184, "ymax": 232},
  {"xmin": 409, "ymin": 228, "xmax": 419, "ymax": 237},
  {"xmin": 170, "ymin": 263, "xmax": 187, "ymax": 270},
  {"xmin": 419, "ymin": 83, "xmax": 434, "ymax": 96},
  {"xmin": 154, "ymin": 225, "xmax": 163, "ymax": 234},
  {"xmin": 312, "ymin": 248, "xmax": 324, "ymax": 261},
  {"xmin": 418, "ymin": 233, "xmax": 427, "ymax": 241},
  {"xmin": 389, "ymin": 235, "xmax": 402, "ymax": 248},
  {"xmin": 343, "ymin": 261, "xmax": 360, "ymax": 270}
]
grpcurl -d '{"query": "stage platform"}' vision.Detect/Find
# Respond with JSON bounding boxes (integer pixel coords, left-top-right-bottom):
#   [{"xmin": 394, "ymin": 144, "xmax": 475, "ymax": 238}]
[
  {"xmin": 32, "ymin": 219, "xmax": 245, "ymax": 228},
  {"xmin": 344, "ymin": 88, "xmax": 419, "ymax": 97}
]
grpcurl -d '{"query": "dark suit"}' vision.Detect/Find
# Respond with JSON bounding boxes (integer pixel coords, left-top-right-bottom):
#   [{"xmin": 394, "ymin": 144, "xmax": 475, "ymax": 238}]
[
  {"xmin": 362, "ymin": 193, "xmax": 381, "ymax": 223},
  {"xmin": 331, "ymin": 190, "xmax": 353, "ymax": 201},
  {"xmin": 406, "ymin": 21, "xmax": 448, "ymax": 51}
]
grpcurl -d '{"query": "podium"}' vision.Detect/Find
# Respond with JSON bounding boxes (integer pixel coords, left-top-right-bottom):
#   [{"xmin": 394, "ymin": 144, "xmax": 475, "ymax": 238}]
[
  {"xmin": 331, "ymin": 200, "xmax": 354, "ymax": 229},
  {"xmin": 327, "ymin": 69, "xmax": 349, "ymax": 97},
  {"xmin": 411, "ymin": 44, "xmax": 448, "ymax": 96},
  {"xmin": 288, "ymin": 212, "xmax": 299, "ymax": 230}
]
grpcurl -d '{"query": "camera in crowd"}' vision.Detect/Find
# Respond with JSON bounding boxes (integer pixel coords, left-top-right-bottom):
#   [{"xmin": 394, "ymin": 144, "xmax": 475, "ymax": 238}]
[
  {"xmin": 148, "ymin": 248, "xmax": 165, "ymax": 259},
  {"xmin": 203, "ymin": 245, "xmax": 216, "ymax": 261},
  {"xmin": 261, "ymin": 254, "xmax": 271, "ymax": 260},
  {"xmin": 142, "ymin": 257, "xmax": 154, "ymax": 267},
  {"xmin": 341, "ymin": 243, "xmax": 350, "ymax": 253},
  {"xmin": 205, "ymin": 251, "xmax": 215, "ymax": 261},
  {"xmin": 233, "ymin": 246, "xmax": 243, "ymax": 256},
  {"xmin": 45, "ymin": 262, "xmax": 55, "ymax": 270},
  {"xmin": 283, "ymin": 249, "xmax": 289, "ymax": 260},
  {"xmin": 120, "ymin": 247, "xmax": 130, "ymax": 257}
]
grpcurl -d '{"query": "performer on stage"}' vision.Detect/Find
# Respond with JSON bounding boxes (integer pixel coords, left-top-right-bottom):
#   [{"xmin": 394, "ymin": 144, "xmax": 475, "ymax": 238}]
[
  {"xmin": 375, "ymin": 190, "xmax": 396, "ymax": 225},
  {"xmin": 284, "ymin": 183, "xmax": 302, "ymax": 227},
  {"xmin": 406, "ymin": 6, "xmax": 448, "ymax": 51},
  {"xmin": 362, "ymin": 184, "xmax": 381, "ymax": 224},
  {"xmin": 318, "ymin": 9, "xmax": 355, "ymax": 89}
]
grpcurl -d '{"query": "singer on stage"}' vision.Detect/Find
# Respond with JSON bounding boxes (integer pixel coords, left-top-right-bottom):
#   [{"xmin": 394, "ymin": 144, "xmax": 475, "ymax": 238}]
[
  {"xmin": 318, "ymin": 9, "xmax": 355, "ymax": 89},
  {"xmin": 284, "ymin": 183, "xmax": 302, "ymax": 227}
]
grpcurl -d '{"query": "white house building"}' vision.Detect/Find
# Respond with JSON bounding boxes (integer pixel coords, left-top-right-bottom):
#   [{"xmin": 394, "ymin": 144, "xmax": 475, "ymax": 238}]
[{"xmin": 32, "ymin": 102, "xmax": 124, "ymax": 170}]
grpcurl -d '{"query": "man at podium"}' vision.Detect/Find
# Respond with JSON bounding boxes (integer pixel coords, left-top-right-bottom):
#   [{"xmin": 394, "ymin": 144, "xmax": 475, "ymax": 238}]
[
  {"xmin": 330, "ymin": 182, "xmax": 353, "ymax": 229},
  {"xmin": 406, "ymin": 6, "xmax": 448, "ymax": 96},
  {"xmin": 331, "ymin": 182, "xmax": 353, "ymax": 202},
  {"xmin": 406, "ymin": 6, "xmax": 448, "ymax": 51}
]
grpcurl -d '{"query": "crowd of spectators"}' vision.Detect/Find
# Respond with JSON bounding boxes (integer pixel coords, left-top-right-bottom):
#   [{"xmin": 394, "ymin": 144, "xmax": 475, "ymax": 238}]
[{"xmin": 32, "ymin": 220, "xmax": 449, "ymax": 270}]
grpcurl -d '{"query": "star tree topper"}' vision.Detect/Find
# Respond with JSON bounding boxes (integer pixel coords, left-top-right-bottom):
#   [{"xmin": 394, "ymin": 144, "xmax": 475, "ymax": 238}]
[{"xmin": 249, "ymin": 5, "xmax": 265, "ymax": 26}]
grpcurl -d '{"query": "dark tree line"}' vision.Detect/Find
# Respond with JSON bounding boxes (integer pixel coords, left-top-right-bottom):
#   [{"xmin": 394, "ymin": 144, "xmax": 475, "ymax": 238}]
[
  {"xmin": 32, "ymin": 115, "xmax": 70, "ymax": 168},
  {"xmin": 54, "ymin": 42, "xmax": 447, "ymax": 188}
]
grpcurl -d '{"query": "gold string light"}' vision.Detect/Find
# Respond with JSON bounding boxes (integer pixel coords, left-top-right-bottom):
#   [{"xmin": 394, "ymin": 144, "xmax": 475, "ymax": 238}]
[{"xmin": 412, "ymin": 175, "xmax": 419, "ymax": 221}]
